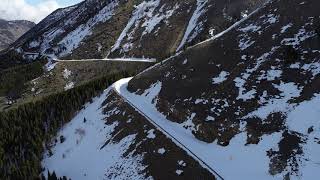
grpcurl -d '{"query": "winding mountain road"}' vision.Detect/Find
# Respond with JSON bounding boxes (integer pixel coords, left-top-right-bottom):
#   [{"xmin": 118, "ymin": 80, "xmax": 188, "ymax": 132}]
[
  {"xmin": 53, "ymin": 58, "xmax": 156, "ymax": 63},
  {"xmin": 112, "ymin": 78, "xmax": 224, "ymax": 180}
]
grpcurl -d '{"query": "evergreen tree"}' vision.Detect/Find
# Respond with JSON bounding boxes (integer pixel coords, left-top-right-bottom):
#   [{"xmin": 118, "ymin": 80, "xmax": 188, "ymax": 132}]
[
  {"xmin": 60, "ymin": 136, "xmax": 66, "ymax": 143},
  {"xmin": 51, "ymin": 171, "xmax": 58, "ymax": 180},
  {"xmin": 283, "ymin": 45, "xmax": 299, "ymax": 64}
]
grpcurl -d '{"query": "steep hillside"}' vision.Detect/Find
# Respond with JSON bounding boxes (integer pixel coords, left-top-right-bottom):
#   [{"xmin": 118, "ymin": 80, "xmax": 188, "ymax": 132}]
[
  {"xmin": 0, "ymin": 19, "xmax": 35, "ymax": 51},
  {"xmin": 6, "ymin": 0, "xmax": 266, "ymax": 62},
  {"xmin": 0, "ymin": 0, "xmax": 268, "ymax": 112},
  {"xmin": 122, "ymin": 0, "xmax": 320, "ymax": 179},
  {"xmin": 0, "ymin": 60, "xmax": 150, "ymax": 111},
  {"xmin": 0, "ymin": 72, "xmax": 136, "ymax": 179},
  {"xmin": 42, "ymin": 88, "xmax": 216, "ymax": 179}
]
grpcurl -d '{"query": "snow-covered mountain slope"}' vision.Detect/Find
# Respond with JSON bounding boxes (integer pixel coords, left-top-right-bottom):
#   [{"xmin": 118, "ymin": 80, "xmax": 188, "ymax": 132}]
[
  {"xmin": 123, "ymin": 0, "xmax": 320, "ymax": 179},
  {"xmin": 5, "ymin": 0, "xmax": 266, "ymax": 62},
  {"xmin": 0, "ymin": 19, "xmax": 35, "ymax": 51},
  {"xmin": 4, "ymin": 0, "xmax": 319, "ymax": 179},
  {"xmin": 0, "ymin": 0, "xmax": 269, "ymax": 107},
  {"xmin": 43, "ymin": 86, "xmax": 215, "ymax": 179}
]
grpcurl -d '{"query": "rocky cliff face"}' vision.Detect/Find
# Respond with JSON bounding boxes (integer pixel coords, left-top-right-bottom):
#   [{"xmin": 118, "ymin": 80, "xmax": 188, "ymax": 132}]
[{"xmin": 0, "ymin": 19, "xmax": 35, "ymax": 51}]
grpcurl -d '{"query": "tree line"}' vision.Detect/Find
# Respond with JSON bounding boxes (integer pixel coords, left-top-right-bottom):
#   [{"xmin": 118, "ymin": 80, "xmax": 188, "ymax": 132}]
[
  {"xmin": 0, "ymin": 70, "xmax": 134, "ymax": 179},
  {"xmin": 0, "ymin": 60, "xmax": 45, "ymax": 100}
]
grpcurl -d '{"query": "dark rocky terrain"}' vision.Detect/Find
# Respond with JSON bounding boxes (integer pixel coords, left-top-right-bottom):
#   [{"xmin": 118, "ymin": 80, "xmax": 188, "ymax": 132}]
[{"xmin": 127, "ymin": 0, "xmax": 320, "ymax": 179}]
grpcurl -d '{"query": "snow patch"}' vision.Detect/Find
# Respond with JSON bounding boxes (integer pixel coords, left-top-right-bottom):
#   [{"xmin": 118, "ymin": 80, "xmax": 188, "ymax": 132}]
[
  {"xmin": 234, "ymin": 47, "xmax": 279, "ymax": 101},
  {"xmin": 64, "ymin": 82, "xmax": 75, "ymax": 90},
  {"xmin": 205, "ymin": 116, "xmax": 215, "ymax": 122},
  {"xmin": 63, "ymin": 68, "xmax": 72, "ymax": 79},
  {"xmin": 243, "ymin": 82, "xmax": 302, "ymax": 120},
  {"xmin": 281, "ymin": 28, "xmax": 316, "ymax": 47},
  {"xmin": 280, "ymin": 23, "xmax": 293, "ymax": 33},
  {"xmin": 258, "ymin": 69, "xmax": 282, "ymax": 81},
  {"xmin": 234, "ymin": 77, "xmax": 256, "ymax": 101},
  {"xmin": 97, "ymin": 43, "xmax": 102, "ymax": 52},
  {"xmin": 212, "ymin": 71, "xmax": 229, "ymax": 84},
  {"xmin": 178, "ymin": 160, "xmax": 187, "ymax": 167},
  {"xmin": 175, "ymin": 169, "xmax": 183, "ymax": 175},
  {"xmin": 29, "ymin": 40, "xmax": 40, "ymax": 48},
  {"xmin": 239, "ymin": 37, "xmax": 255, "ymax": 50},
  {"xmin": 301, "ymin": 62, "xmax": 320, "ymax": 77},
  {"xmin": 157, "ymin": 148, "xmax": 166, "ymax": 155},
  {"xmin": 142, "ymin": 3, "xmax": 179, "ymax": 36},
  {"xmin": 239, "ymin": 24, "xmax": 261, "ymax": 33},
  {"xmin": 182, "ymin": 59, "xmax": 188, "ymax": 65},
  {"xmin": 147, "ymin": 129, "xmax": 156, "ymax": 139}
]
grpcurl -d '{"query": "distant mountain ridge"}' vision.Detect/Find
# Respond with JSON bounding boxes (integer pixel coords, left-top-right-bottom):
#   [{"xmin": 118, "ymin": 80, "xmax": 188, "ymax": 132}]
[{"xmin": 0, "ymin": 19, "xmax": 35, "ymax": 51}]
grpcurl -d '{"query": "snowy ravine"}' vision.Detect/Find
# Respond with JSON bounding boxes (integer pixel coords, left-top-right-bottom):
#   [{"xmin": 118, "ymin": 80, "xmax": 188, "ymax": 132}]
[
  {"xmin": 58, "ymin": 0, "xmax": 119, "ymax": 56},
  {"xmin": 176, "ymin": 0, "xmax": 208, "ymax": 51},
  {"xmin": 113, "ymin": 78, "xmax": 320, "ymax": 180},
  {"xmin": 42, "ymin": 87, "xmax": 150, "ymax": 180},
  {"xmin": 110, "ymin": 0, "xmax": 179, "ymax": 54}
]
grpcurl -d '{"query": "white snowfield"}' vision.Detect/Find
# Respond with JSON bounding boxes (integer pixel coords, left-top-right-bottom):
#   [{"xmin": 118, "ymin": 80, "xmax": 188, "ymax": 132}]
[
  {"xmin": 113, "ymin": 77, "xmax": 320, "ymax": 180},
  {"xmin": 42, "ymin": 86, "xmax": 151, "ymax": 180}
]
